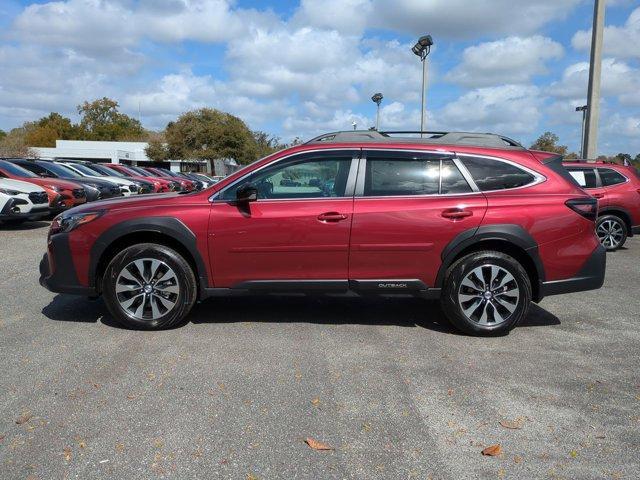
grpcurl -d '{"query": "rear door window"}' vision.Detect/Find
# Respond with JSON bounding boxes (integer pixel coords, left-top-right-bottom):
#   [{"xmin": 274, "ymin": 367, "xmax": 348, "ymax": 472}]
[
  {"xmin": 567, "ymin": 168, "xmax": 597, "ymax": 188},
  {"xmin": 459, "ymin": 156, "xmax": 536, "ymax": 191},
  {"xmin": 598, "ymin": 168, "xmax": 627, "ymax": 187},
  {"xmin": 363, "ymin": 151, "xmax": 472, "ymax": 196}
]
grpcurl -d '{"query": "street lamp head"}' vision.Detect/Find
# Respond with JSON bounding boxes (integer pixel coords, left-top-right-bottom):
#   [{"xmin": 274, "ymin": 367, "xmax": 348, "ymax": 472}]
[
  {"xmin": 412, "ymin": 34, "xmax": 433, "ymax": 58},
  {"xmin": 575, "ymin": 105, "xmax": 588, "ymax": 112},
  {"xmin": 371, "ymin": 93, "xmax": 383, "ymax": 105},
  {"xmin": 418, "ymin": 35, "xmax": 433, "ymax": 47}
]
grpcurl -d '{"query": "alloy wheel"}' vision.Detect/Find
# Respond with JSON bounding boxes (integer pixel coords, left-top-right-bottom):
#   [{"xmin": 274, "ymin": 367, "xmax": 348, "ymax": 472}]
[
  {"xmin": 596, "ymin": 219, "xmax": 624, "ymax": 249},
  {"xmin": 458, "ymin": 264, "xmax": 520, "ymax": 326},
  {"xmin": 115, "ymin": 258, "xmax": 179, "ymax": 320}
]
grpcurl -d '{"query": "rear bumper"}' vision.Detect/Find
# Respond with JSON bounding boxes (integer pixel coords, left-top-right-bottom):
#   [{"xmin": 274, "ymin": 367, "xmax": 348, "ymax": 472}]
[
  {"xmin": 39, "ymin": 233, "xmax": 95, "ymax": 296},
  {"xmin": 540, "ymin": 244, "xmax": 606, "ymax": 297}
]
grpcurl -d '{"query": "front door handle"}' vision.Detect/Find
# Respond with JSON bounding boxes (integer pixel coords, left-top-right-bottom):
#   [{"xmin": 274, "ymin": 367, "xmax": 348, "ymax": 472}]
[
  {"xmin": 318, "ymin": 212, "xmax": 348, "ymax": 222},
  {"xmin": 441, "ymin": 208, "xmax": 473, "ymax": 220},
  {"xmin": 593, "ymin": 193, "xmax": 605, "ymax": 199}
]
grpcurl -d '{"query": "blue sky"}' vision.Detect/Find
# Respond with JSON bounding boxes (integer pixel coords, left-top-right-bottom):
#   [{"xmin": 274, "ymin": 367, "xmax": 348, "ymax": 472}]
[{"xmin": 1, "ymin": 0, "xmax": 639, "ymax": 155}]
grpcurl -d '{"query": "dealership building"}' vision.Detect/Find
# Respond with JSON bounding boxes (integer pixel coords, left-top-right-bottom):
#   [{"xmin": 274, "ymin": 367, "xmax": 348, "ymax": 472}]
[{"xmin": 31, "ymin": 140, "xmax": 238, "ymax": 176}]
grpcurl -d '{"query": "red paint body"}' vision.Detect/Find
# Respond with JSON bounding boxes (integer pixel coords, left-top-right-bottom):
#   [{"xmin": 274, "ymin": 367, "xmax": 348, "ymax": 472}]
[
  {"xmin": 55, "ymin": 142, "xmax": 603, "ymax": 297},
  {"xmin": 102, "ymin": 164, "xmax": 171, "ymax": 193},
  {"xmin": 564, "ymin": 161, "xmax": 640, "ymax": 230},
  {"xmin": 144, "ymin": 167, "xmax": 196, "ymax": 192}
]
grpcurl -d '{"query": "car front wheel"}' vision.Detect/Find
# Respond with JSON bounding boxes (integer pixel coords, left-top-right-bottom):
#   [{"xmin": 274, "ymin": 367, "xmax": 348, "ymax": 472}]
[
  {"xmin": 102, "ymin": 243, "xmax": 197, "ymax": 330},
  {"xmin": 440, "ymin": 251, "xmax": 532, "ymax": 336}
]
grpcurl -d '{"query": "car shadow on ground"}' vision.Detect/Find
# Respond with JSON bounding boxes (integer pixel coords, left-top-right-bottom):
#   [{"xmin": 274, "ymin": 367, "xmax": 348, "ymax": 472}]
[
  {"xmin": 0, "ymin": 220, "xmax": 50, "ymax": 231},
  {"xmin": 42, "ymin": 293, "xmax": 560, "ymax": 334}
]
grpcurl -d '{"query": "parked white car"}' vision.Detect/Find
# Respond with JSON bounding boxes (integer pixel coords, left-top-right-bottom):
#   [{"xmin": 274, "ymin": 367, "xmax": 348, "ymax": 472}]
[
  {"xmin": 56, "ymin": 162, "xmax": 141, "ymax": 196},
  {"xmin": 0, "ymin": 177, "xmax": 50, "ymax": 224}
]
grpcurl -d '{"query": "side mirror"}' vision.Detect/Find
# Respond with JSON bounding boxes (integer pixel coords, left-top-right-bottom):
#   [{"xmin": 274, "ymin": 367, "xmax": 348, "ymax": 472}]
[{"xmin": 236, "ymin": 184, "xmax": 258, "ymax": 203}]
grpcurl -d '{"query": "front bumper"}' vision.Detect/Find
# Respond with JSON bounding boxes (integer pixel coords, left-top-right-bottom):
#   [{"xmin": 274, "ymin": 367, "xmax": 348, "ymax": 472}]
[
  {"xmin": 0, "ymin": 198, "xmax": 49, "ymax": 220},
  {"xmin": 39, "ymin": 233, "xmax": 95, "ymax": 296},
  {"xmin": 632, "ymin": 225, "xmax": 640, "ymax": 236},
  {"xmin": 540, "ymin": 244, "xmax": 606, "ymax": 297}
]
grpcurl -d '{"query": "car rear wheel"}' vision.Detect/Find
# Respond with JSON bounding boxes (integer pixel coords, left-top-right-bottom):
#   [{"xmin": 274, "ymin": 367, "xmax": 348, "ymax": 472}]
[
  {"xmin": 440, "ymin": 251, "xmax": 531, "ymax": 336},
  {"xmin": 102, "ymin": 243, "xmax": 197, "ymax": 330},
  {"xmin": 596, "ymin": 215, "xmax": 627, "ymax": 251}
]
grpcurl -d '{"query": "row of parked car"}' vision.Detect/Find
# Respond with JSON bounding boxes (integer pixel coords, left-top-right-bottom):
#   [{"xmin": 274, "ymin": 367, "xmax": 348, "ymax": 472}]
[{"xmin": 0, "ymin": 158, "xmax": 221, "ymax": 225}]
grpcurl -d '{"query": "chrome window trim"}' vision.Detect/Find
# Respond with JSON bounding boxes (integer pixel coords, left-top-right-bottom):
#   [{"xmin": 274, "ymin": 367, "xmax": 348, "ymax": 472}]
[
  {"xmin": 209, "ymin": 148, "xmax": 361, "ymax": 203},
  {"xmin": 356, "ymin": 148, "xmax": 479, "ymax": 198},
  {"xmin": 456, "ymin": 152, "xmax": 547, "ymax": 193},
  {"xmin": 565, "ymin": 166, "xmax": 598, "ymax": 189}
]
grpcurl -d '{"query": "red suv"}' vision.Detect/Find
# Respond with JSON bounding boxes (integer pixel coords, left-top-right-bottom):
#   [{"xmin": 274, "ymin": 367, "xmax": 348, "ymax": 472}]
[
  {"xmin": 39, "ymin": 131, "xmax": 605, "ymax": 336},
  {"xmin": 564, "ymin": 161, "xmax": 640, "ymax": 251}
]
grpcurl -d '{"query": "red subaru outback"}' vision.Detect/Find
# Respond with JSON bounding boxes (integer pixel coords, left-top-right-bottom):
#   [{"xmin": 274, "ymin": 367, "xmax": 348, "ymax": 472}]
[
  {"xmin": 39, "ymin": 131, "xmax": 605, "ymax": 336},
  {"xmin": 564, "ymin": 161, "xmax": 640, "ymax": 251}
]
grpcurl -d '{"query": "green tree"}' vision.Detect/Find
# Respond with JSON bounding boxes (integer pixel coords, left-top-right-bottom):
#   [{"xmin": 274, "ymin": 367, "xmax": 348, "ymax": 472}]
[
  {"xmin": 0, "ymin": 129, "xmax": 6, "ymax": 141},
  {"xmin": 77, "ymin": 97, "xmax": 144, "ymax": 141},
  {"xmin": 148, "ymin": 108, "xmax": 262, "ymax": 170},
  {"xmin": 24, "ymin": 112, "xmax": 77, "ymax": 147},
  {"xmin": 530, "ymin": 132, "xmax": 569, "ymax": 155},
  {"xmin": 0, "ymin": 127, "xmax": 36, "ymax": 158}
]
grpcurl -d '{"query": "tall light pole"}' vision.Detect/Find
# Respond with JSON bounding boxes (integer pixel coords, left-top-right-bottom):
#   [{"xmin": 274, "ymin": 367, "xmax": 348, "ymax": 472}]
[
  {"xmin": 411, "ymin": 35, "xmax": 433, "ymax": 137},
  {"xmin": 371, "ymin": 93, "xmax": 383, "ymax": 131},
  {"xmin": 583, "ymin": 0, "xmax": 605, "ymax": 159},
  {"xmin": 576, "ymin": 105, "xmax": 587, "ymax": 159}
]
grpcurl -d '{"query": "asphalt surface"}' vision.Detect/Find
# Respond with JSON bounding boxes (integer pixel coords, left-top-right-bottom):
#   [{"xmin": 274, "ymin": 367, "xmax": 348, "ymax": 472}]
[{"xmin": 1, "ymin": 220, "xmax": 639, "ymax": 479}]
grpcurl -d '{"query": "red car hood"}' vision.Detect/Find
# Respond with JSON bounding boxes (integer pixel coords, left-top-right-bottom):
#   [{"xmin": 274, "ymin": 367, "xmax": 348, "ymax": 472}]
[{"xmin": 10, "ymin": 177, "xmax": 83, "ymax": 190}]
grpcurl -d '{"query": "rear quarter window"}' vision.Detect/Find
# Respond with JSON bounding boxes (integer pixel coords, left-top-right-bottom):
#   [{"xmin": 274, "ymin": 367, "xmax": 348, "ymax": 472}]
[
  {"xmin": 598, "ymin": 168, "xmax": 627, "ymax": 187},
  {"xmin": 460, "ymin": 156, "xmax": 536, "ymax": 191},
  {"xmin": 567, "ymin": 168, "xmax": 597, "ymax": 188}
]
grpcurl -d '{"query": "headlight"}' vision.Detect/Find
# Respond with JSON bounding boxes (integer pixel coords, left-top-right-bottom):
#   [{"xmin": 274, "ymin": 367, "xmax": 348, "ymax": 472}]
[
  {"xmin": 50, "ymin": 211, "xmax": 103, "ymax": 235},
  {"xmin": 0, "ymin": 188, "xmax": 21, "ymax": 195}
]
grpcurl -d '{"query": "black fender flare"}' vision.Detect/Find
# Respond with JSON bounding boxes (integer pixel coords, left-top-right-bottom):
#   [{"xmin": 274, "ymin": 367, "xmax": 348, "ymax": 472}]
[
  {"xmin": 89, "ymin": 217, "xmax": 209, "ymax": 293},
  {"xmin": 435, "ymin": 224, "xmax": 545, "ymax": 290}
]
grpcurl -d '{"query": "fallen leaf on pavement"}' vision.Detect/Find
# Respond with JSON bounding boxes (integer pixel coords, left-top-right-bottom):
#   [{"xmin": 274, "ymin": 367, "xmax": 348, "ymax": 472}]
[
  {"xmin": 305, "ymin": 437, "xmax": 333, "ymax": 451},
  {"xmin": 15, "ymin": 412, "xmax": 32, "ymax": 425},
  {"xmin": 482, "ymin": 444, "xmax": 502, "ymax": 456},
  {"xmin": 499, "ymin": 418, "xmax": 524, "ymax": 429},
  {"xmin": 311, "ymin": 398, "xmax": 320, "ymax": 406},
  {"xmin": 63, "ymin": 447, "xmax": 72, "ymax": 462}
]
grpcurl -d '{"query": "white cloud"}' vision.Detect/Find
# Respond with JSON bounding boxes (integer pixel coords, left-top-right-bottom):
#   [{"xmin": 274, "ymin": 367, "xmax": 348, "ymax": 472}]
[
  {"xmin": 548, "ymin": 58, "xmax": 640, "ymax": 102},
  {"xmin": 447, "ymin": 36, "xmax": 564, "ymax": 87},
  {"xmin": 438, "ymin": 85, "xmax": 543, "ymax": 135},
  {"xmin": 572, "ymin": 7, "xmax": 640, "ymax": 59}
]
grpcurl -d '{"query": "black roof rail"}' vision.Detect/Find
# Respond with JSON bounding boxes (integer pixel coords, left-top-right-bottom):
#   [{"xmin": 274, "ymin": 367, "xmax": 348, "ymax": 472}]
[{"xmin": 305, "ymin": 130, "xmax": 524, "ymax": 149}]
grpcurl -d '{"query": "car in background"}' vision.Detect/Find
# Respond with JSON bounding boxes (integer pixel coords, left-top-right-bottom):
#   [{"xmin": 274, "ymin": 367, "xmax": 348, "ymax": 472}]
[
  {"xmin": 8, "ymin": 159, "xmax": 122, "ymax": 202},
  {"xmin": 0, "ymin": 177, "xmax": 49, "ymax": 225},
  {"xmin": 564, "ymin": 160, "xmax": 640, "ymax": 251},
  {"xmin": 102, "ymin": 164, "xmax": 174, "ymax": 193},
  {"xmin": 0, "ymin": 160, "xmax": 86, "ymax": 214},
  {"xmin": 57, "ymin": 162, "xmax": 141, "ymax": 196},
  {"xmin": 119, "ymin": 165, "xmax": 181, "ymax": 192},
  {"xmin": 191, "ymin": 172, "xmax": 221, "ymax": 186},
  {"xmin": 144, "ymin": 167, "xmax": 196, "ymax": 192},
  {"xmin": 40, "ymin": 130, "xmax": 605, "ymax": 336},
  {"xmin": 82, "ymin": 163, "xmax": 155, "ymax": 194}
]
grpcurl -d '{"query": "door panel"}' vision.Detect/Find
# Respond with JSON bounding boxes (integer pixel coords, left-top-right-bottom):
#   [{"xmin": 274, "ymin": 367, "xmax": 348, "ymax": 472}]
[
  {"xmin": 349, "ymin": 150, "xmax": 487, "ymax": 286},
  {"xmin": 349, "ymin": 195, "xmax": 487, "ymax": 285},
  {"xmin": 208, "ymin": 150, "xmax": 358, "ymax": 287}
]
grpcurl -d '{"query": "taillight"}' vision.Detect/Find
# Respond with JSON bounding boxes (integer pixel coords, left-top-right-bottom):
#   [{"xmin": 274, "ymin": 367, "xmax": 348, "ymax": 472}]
[{"xmin": 565, "ymin": 198, "xmax": 598, "ymax": 221}]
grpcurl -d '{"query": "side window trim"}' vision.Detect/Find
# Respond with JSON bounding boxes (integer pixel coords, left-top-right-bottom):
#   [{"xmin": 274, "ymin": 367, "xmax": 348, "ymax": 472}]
[
  {"xmin": 355, "ymin": 149, "xmax": 479, "ymax": 197},
  {"xmin": 567, "ymin": 167, "xmax": 599, "ymax": 189},
  {"xmin": 211, "ymin": 149, "xmax": 361, "ymax": 202},
  {"xmin": 597, "ymin": 167, "xmax": 629, "ymax": 187},
  {"xmin": 456, "ymin": 152, "xmax": 546, "ymax": 192}
]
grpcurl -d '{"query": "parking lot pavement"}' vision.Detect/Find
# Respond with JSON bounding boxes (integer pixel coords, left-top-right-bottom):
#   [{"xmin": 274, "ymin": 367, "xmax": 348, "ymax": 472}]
[{"xmin": 0, "ymin": 221, "xmax": 639, "ymax": 480}]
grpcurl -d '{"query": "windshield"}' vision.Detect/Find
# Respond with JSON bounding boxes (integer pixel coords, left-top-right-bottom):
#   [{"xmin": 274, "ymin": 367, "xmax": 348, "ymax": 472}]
[
  {"xmin": 127, "ymin": 166, "xmax": 151, "ymax": 177},
  {"xmin": 0, "ymin": 160, "xmax": 38, "ymax": 178},
  {"xmin": 93, "ymin": 164, "xmax": 124, "ymax": 177},
  {"xmin": 71, "ymin": 163, "xmax": 103, "ymax": 176},
  {"xmin": 40, "ymin": 162, "xmax": 81, "ymax": 178},
  {"xmin": 115, "ymin": 166, "xmax": 138, "ymax": 176}
]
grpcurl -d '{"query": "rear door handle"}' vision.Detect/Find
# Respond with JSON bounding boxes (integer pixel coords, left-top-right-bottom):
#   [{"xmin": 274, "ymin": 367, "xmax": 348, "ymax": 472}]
[
  {"xmin": 441, "ymin": 208, "xmax": 473, "ymax": 220},
  {"xmin": 317, "ymin": 212, "xmax": 348, "ymax": 222}
]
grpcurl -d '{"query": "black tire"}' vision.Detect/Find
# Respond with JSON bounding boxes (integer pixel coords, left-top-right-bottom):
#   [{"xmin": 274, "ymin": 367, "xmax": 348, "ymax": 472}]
[
  {"xmin": 440, "ymin": 251, "xmax": 532, "ymax": 336},
  {"xmin": 596, "ymin": 215, "xmax": 627, "ymax": 251},
  {"xmin": 102, "ymin": 243, "xmax": 197, "ymax": 330},
  {"xmin": 2, "ymin": 218, "xmax": 27, "ymax": 226}
]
